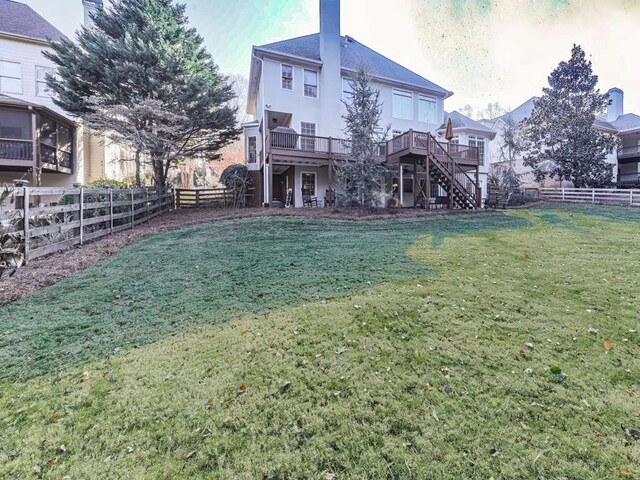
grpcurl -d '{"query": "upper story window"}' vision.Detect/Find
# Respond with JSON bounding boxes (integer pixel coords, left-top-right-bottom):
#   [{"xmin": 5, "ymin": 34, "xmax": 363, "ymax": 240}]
[
  {"xmin": 0, "ymin": 60, "xmax": 22, "ymax": 94},
  {"xmin": 450, "ymin": 136, "xmax": 459, "ymax": 144},
  {"xmin": 418, "ymin": 95, "xmax": 437, "ymax": 124},
  {"xmin": 304, "ymin": 69, "xmax": 318, "ymax": 98},
  {"xmin": 36, "ymin": 66, "xmax": 55, "ymax": 97},
  {"xmin": 468, "ymin": 136, "xmax": 485, "ymax": 165},
  {"xmin": 342, "ymin": 77, "xmax": 354, "ymax": 100},
  {"xmin": 247, "ymin": 136, "xmax": 257, "ymax": 163},
  {"xmin": 281, "ymin": 64, "xmax": 293, "ymax": 90},
  {"xmin": 392, "ymin": 89, "xmax": 412, "ymax": 120}
]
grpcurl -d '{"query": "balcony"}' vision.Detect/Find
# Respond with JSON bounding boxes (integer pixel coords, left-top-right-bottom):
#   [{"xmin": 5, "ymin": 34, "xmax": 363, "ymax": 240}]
[
  {"xmin": 0, "ymin": 138, "xmax": 34, "ymax": 167},
  {"xmin": 266, "ymin": 130, "xmax": 354, "ymax": 166},
  {"xmin": 618, "ymin": 145, "xmax": 640, "ymax": 160},
  {"xmin": 385, "ymin": 130, "xmax": 479, "ymax": 167}
]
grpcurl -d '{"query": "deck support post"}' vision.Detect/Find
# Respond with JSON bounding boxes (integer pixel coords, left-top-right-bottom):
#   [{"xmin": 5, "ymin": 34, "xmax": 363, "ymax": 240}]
[
  {"xmin": 448, "ymin": 158, "xmax": 454, "ymax": 210},
  {"xmin": 425, "ymin": 158, "xmax": 430, "ymax": 210},
  {"xmin": 268, "ymin": 161, "xmax": 273, "ymax": 207},
  {"xmin": 399, "ymin": 164, "xmax": 404, "ymax": 208},
  {"xmin": 475, "ymin": 166, "xmax": 480, "ymax": 208},
  {"xmin": 412, "ymin": 162, "xmax": 417, "ymax": 208}
]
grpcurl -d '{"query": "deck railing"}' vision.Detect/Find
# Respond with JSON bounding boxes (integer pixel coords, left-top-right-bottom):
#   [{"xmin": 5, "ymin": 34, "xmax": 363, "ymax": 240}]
[
  {"xmin": 618, "ymin": 146, "xmax": 640, "ymax": 159},
  {"xmin": 0, "ymin": 139, "xmax": 33, "ymax": 161},
  {"xmin": 268, "ymin": 131, "xmax": 354, "ymax": 158}
]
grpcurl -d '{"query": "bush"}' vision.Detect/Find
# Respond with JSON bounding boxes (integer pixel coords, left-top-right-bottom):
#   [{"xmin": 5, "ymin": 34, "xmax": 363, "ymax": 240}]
[{"xmin": 220, "ymin": 164, "xmax": 251, "ymax": 208}]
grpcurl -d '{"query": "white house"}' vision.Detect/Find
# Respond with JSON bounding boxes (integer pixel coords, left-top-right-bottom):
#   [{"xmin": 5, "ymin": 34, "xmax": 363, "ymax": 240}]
[
  {"xmin": 486, "ymin": 89, "xmax": 640, "ymax": 188},
  {"xmin": 0, "ymin": 0, "xmax": 134, "ymax": 188},
  {"xmin": 243, "ymin": 0, "xmax": 483, "ymax": 209}
]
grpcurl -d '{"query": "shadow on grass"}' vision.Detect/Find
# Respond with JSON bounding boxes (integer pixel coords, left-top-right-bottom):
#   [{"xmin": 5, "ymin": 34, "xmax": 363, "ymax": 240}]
[
  {"xmin": 535, "ymin": 202, "xmax": 640, "ymax": 223},
  {"xmin": 0, "ymin": 212, "xmax": 530, "ymax": 382}
]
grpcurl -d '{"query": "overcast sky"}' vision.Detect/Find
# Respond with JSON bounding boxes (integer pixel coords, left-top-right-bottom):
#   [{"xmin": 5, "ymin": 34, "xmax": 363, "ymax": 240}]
[{"xmin": 23, "ymin": 0, "xmax": 640, "ymax": 117}]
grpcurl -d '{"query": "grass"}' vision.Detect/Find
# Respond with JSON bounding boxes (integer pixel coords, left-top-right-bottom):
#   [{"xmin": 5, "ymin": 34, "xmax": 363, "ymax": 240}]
[{"xmin": 1, "ymin": 205, "xmax": 639, "ymax": 479}]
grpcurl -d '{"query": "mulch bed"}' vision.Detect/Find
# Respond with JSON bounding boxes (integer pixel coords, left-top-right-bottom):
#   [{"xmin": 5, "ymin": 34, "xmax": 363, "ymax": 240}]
[{"xmin": 0, "ymin": 206, "xmax": 484, "ymax": 306}]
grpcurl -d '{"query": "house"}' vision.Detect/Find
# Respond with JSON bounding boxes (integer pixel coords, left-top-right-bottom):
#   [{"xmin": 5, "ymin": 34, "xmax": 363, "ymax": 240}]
[
  {"xmin": 243, "ymin": 0, "xmax": 483, "ymax": 209},
  {"xmin": 0, "ymin": 0, "xmax": 132, "ymax": 188},
  {"xmin": 437, "ymin": 111, "xmax": 496, "ymax": 196},
  {"xmin": 486, "ymin": 89, "xmax": 640, "ymax": 188}
]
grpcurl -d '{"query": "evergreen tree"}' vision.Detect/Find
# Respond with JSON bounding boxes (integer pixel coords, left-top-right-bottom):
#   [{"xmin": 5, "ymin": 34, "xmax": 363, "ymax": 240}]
[
  {"xmin": 44, "ymin": 0, "xmax": 239, "ymax": 187},
  {"xmin": 521, "ymin": 45, "xmax": 618, "ymax": 188},
  {"xmin": 335, "ymin": 67, "xmax": 388, "ymax": 208}
]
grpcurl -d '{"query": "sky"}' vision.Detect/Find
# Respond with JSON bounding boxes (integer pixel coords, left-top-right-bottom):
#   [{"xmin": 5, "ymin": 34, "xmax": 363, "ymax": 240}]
[{"xmin": 23, "ymin": 0, "xmax": 640, "ymax": 117}]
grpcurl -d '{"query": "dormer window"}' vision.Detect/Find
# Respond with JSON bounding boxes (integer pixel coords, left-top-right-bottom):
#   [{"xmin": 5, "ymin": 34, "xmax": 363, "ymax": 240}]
[
  {"xmin": 304, "ymin": 69, "xmax": 318, "ymax": 98},
  {"xmin": 281, "ymin": 64, "xmax": 293, "ymax": 90}
]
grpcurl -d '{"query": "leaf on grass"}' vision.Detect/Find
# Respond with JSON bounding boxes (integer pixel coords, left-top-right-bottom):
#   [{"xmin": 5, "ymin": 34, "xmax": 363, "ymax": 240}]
[
  {"xmin": 619, "ymin": 467, "xmax": 631, "ymax": 477},
  {"xmin": 462, "ymin": 337, "xmax": 469, "ymax": 343},
  {"xmin": 186, "ymin": 451, "xmax": 197, "ymax": 459},
  {"xmin": 50, "ymin": 412, "xmax": 61, "ymax": 421},
  {"xmin": 79, "ymin": 371, "xmax": 90, "ymax": 382},
  {"xmin": 603, "ymin": 340, "xmax": 613, "ymax": 351},
  {"xmin": 423, "ymin": 384, "xmax": 431, "ymax": 392},
  {"xmin": 238, "ymin": 384, "xmax": 248, "ymax": 394}
]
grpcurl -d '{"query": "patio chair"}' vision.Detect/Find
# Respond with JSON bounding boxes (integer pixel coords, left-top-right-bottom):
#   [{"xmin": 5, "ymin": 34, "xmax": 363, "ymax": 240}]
[{"xmin": 301, "ymin": 186, "xmax": 318, "ymax": 207}]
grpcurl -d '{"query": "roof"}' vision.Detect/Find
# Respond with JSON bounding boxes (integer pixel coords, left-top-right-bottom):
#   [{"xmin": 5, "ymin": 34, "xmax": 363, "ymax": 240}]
[
  {"xmin": 0, "ymin": 93, "xmax": 74, "ymax": 124},
  {"xmin": 256, "ymin": 33, "xmax": 450, "ymax": 96},
  {"xmin": 0, "ymin": 0, "xmax": 67, "ymax": 44},
  {"xmin": 438, "ymin": 110, "xmax": 496, "ymax": 139},
  {"xmin": 611, "ymin": 113, "xmax": 640, "ymax": 132},
  {"xmin": 494, "ymin": 97, "xmax": 538, "ymax": 125}
]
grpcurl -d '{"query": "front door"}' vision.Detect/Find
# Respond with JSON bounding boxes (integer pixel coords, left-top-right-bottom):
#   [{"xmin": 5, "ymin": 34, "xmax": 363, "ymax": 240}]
[{"xmin": 272, "ymin": 173, "xmax": 287, "ymax": 203}]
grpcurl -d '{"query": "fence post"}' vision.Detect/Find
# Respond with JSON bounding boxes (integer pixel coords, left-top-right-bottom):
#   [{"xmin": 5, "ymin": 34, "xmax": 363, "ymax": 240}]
[
  {"xmin": 79, "ymin": 187, "xmax": 84, "ymax": 245},
  {"xmin": 631, "ymin": 190, "xmax": 634, "ymax": 207},
  {"xmin": 109, "ymin": 188, "xmax": 114, "ymax": 234},
  {"xmin": 130, "ymin": 188, "xmax": 135, "ymax": 229},
  {"xmin": 561, "ymin": 188, "xmax": 565, "ymax": 202},
  {"xmin": 146, "ymin": 188, "xmax": 150, "ymax": 223},
  {"xmin": 23, "ymin": 187, "xmax": 30, "ymax": 264},
  {"xmin": 592, "ymin": 189, "xmax": 595, "ymax": 204}
]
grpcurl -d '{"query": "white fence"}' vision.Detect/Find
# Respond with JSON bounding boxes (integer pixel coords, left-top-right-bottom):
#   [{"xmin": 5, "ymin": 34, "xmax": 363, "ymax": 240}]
[
  {"xmin": 0, "ymin": 187, "xmax": 173, "ymax": 263},
  {"xmin": 539, "ymin": 188, "xmax": 640, "ymax": 207}
]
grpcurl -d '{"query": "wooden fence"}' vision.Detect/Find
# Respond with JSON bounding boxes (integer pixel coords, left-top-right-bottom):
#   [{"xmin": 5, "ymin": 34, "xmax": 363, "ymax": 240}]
[
  {"xmin": 539, "ymin": 187, "xmax": 640, "ymax": 207},
  {"xmin": 0, "ymin": 187, "xmax": 173, "ymax": 263},
  {"xmin": 175, "ymin": 187, "xmax": 254, "ymax": 208}
]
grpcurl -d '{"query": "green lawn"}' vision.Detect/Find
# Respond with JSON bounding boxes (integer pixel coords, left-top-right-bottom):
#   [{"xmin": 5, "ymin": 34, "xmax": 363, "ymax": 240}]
[{"xmin": 1, "ymin": 205, "xmax": 639, "ymax": 479}]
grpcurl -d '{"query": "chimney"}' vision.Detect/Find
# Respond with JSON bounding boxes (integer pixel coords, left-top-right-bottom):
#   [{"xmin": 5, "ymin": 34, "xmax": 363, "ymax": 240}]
[
  {"xmin": 82, "ymin": 0, "xmax": 103, "ymax": 29},
  {"xmin": 607, "ymin": 87, "xmax": 623, "ymax": 122},
  {"xmin": 319, "ymin": 0, "xmax": 342, "ymax": 137}
]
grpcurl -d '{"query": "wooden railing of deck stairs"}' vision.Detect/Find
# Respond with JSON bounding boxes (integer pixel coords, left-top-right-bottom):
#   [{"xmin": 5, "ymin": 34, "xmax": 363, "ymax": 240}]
[{"xmin": 413, "ymin": 133, "xmax": 481, "ymax": 209}]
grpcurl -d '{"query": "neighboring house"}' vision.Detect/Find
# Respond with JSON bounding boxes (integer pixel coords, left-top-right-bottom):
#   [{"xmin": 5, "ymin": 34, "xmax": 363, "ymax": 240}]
[
  {"xmin": 437, "ymin": 111, "xmax": 496, "ymax": 197},
  {"xmin": 0, "ymin": 0, "xmax": 130, "ymax": 189},
  {"xmin": 243, "ymin": 0, "xmax": 483, "ymax": 209},
  {"xmin": 486, "ymin": 89, "xmax": 640, "ymax": 188}
]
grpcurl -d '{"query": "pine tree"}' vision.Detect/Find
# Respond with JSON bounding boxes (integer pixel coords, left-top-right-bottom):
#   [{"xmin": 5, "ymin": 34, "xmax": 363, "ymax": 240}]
[
  {"xmin": 335, "ymin": 67, "xmax": 388, "ymax": 208},
  {"xmin": 521, "ymin": 45, "xmax": 618, "ymax": 188},
  {"xmin": 44, "ymin": 0, "xmax": 239, "ymax": 187}
]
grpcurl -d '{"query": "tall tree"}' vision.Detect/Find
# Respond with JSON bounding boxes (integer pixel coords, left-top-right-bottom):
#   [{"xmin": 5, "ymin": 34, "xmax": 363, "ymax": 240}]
[
  {"xmin": 45, "ymin": 0, "xmax": 239, "ymax": 187},
  {"xmin": 489, "ymin": 115, "xmax": 522, "ymax": 190},
  {"xmin": 520, "ymin": 45, "xmax": 618, "ymax": 188},
  {"xmin": 458, "ymin": 104, "xmax": 474, "ymax": 119},
  {"xmin": 480, "ymin": 101, "xmax": 505, "ymax": 120},
  {"xmin": 335, "ymin": 67, "xmax": 388, "ymax": 208}
]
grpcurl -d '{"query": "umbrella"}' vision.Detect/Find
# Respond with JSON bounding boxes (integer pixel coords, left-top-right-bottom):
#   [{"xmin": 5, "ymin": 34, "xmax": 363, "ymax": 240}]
[{"xmin": 444, "ymin": 117, "xmax": 454, "ymax": 141}]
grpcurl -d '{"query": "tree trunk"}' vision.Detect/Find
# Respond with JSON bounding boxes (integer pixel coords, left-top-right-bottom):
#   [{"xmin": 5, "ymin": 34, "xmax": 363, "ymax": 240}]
[{"xmin": 134, "ymin": 150, "xmax": 142, "ymax": 187}]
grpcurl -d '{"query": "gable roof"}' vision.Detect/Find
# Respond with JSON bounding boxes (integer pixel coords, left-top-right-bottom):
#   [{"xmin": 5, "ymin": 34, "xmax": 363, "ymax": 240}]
[
  {"xmin": 438, "ymin": 110, "xmax": 496, "ymax": 140},
  {"xmin": 256, "ymin": 33, "xmax": 450, "ymax": 97},
  {"xmin": 494, "ymin": 97, "xmax": 538, "ymax": 125},
  {"xmin": 0, "ymin": 0, "xmax": 67, "ymax": 44},
  {"xmin": 611, "ymin": 113, "xmax": 640, "ymax": 132}
]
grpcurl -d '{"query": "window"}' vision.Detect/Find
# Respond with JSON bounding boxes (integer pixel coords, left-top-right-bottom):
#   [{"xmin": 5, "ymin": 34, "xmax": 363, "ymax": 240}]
[
  {"xmin": 0, "ymin": 60, "xmax": 22, "ymax": 94},
  {"xmin": 247, "ymin": 136, "xmax": 257, "ymax": 163},
  {"xmin": 38, "ymin": 115, "xmax": 74, "ymax": 170},
  {"xmin": 468, "ymin": 136, "xmax": 485, "ymax": 165},
  {"xmin": 0, "ymin": 109, "xmax": 31, "ymax": 140},
  {"xmin": 392, "ymin": 89, "xmax": 412, "ymax": 120},
  {"xmin": 281, "ymin": 64, "xmax": 293, "ymax": 90},
  {"xmin": 304, "ymin": 69, "xmax": 318, "ymax": 98},
  {"xmin": 300, "ymin": 122, "xmax": 316, "ymax": 151},
  {"xmin": 301, "ymin": 172, "xmax": 316, "ymax": 196},
  {"xmin": 342, "ymin": 77, "xmax": 354, "ymax": 100},
  {"xmin": 450, "ymin": 136, "xmax": 459, "ymax": 144},
  {"xmin": 36, "ymin": 66, "xmax": 55, "ymax": 97},
  {"xmin": 418, "ymin": 95, "xmax": 437, "ymax": 123}
]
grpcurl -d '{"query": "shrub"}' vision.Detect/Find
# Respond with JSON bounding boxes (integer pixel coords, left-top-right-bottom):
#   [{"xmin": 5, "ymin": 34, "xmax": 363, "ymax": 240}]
[{"xmin": 220, "ymin": 164, "xmax": 251, "ymax": 208}]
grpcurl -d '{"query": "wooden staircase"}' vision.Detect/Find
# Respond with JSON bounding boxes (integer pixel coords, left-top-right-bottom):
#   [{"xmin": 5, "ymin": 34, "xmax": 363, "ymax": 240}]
[{"xmin": 413, "ymin": 133, "xmax": 481, "ymax": 209}]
